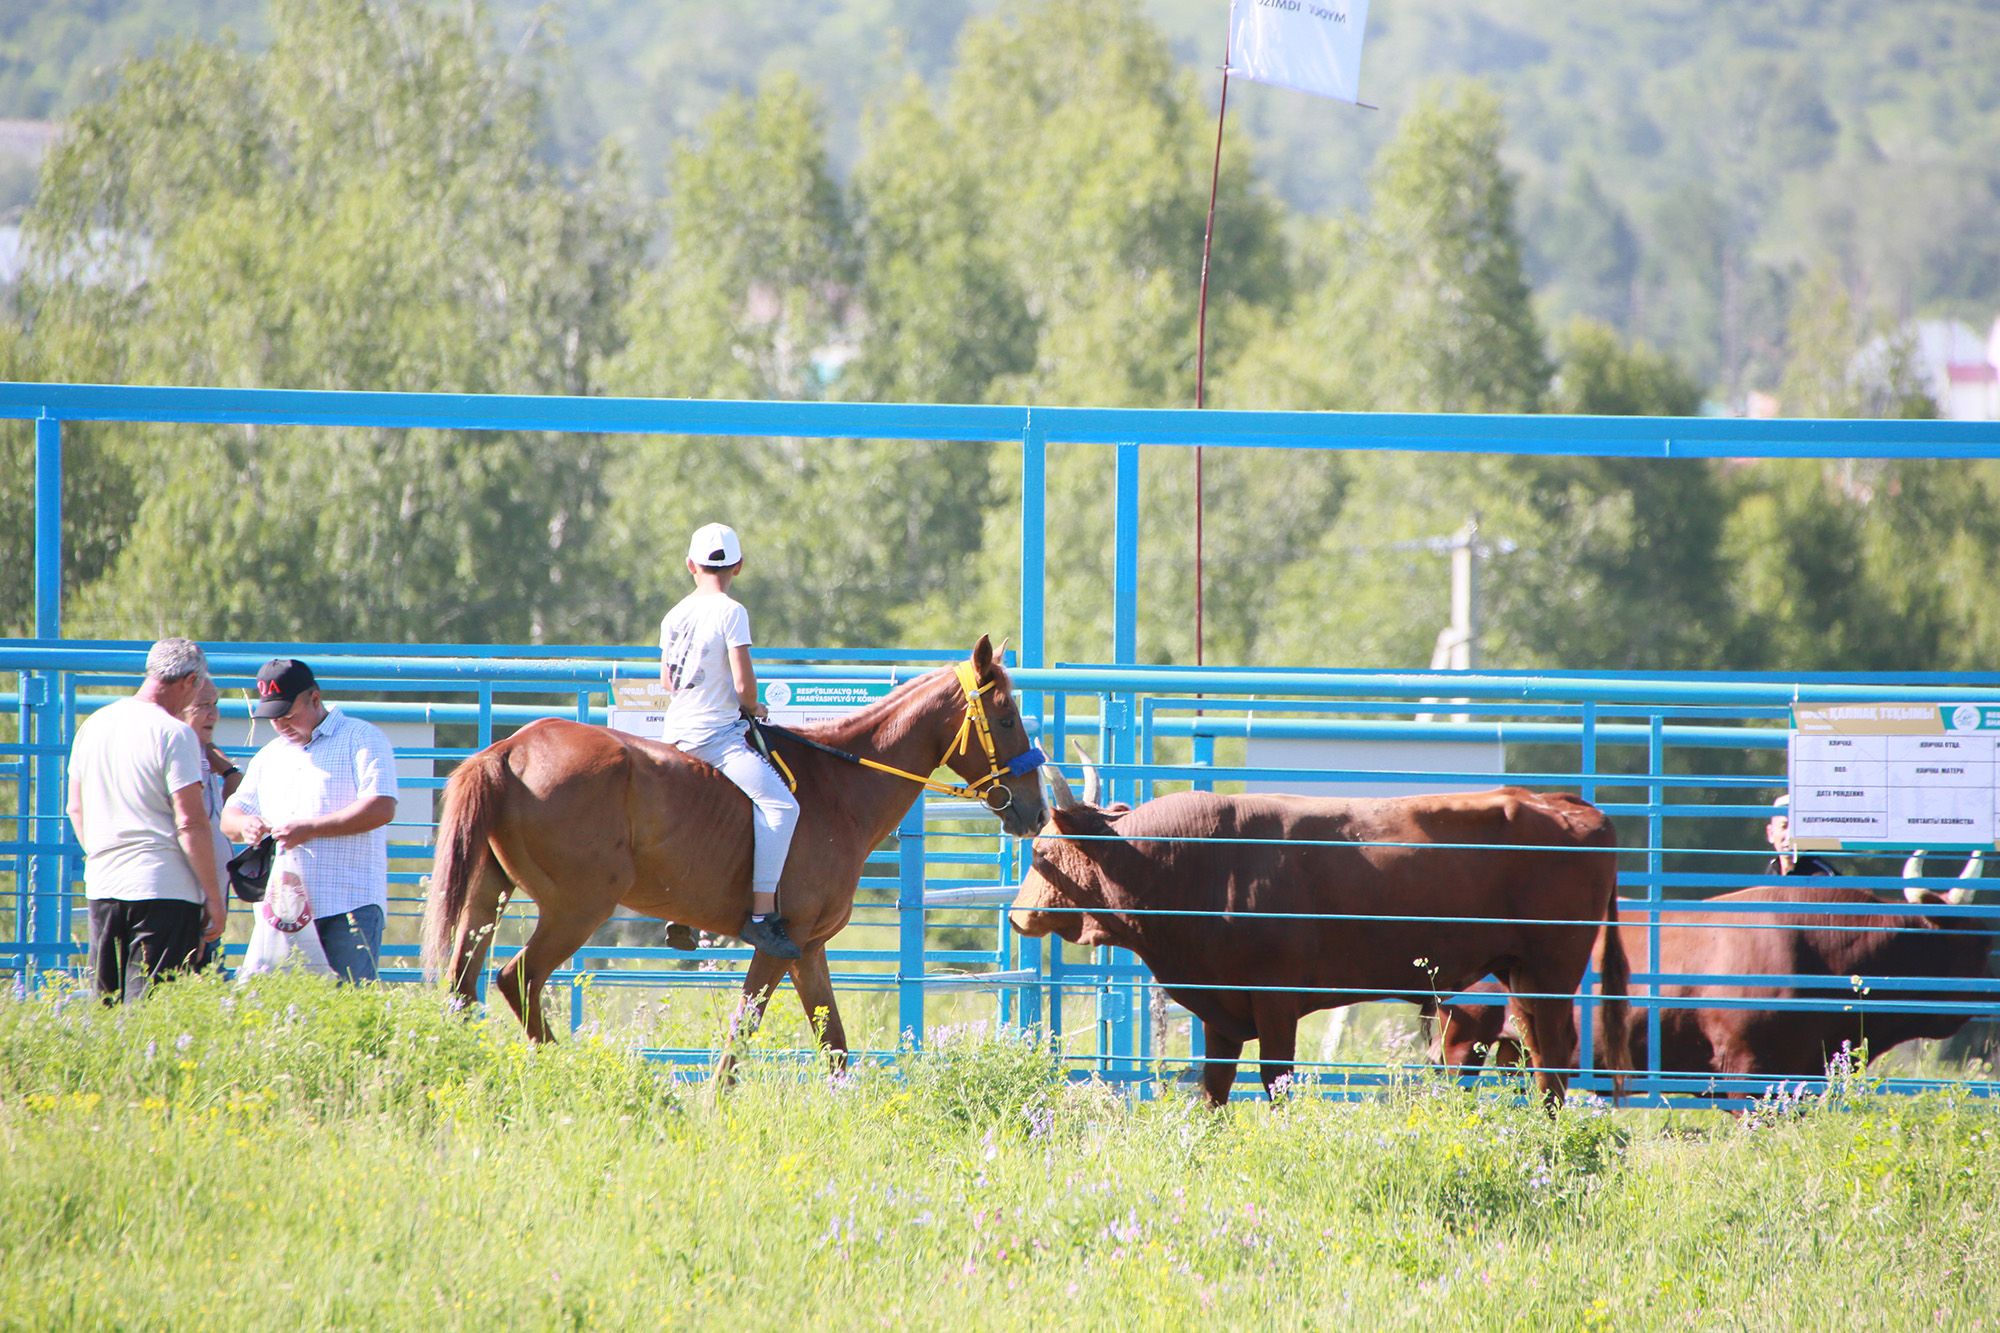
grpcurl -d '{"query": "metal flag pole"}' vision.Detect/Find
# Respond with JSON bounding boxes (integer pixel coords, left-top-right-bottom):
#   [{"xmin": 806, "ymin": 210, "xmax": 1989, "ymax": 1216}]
[{"xmin": 1192, "ymin": 17, "xmax": 1235, "ymax": 667}]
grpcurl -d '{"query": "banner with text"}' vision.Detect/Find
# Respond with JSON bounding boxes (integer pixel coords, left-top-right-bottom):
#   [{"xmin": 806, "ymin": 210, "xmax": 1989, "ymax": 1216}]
[
  {"xmin": 606, "ymin": 678, "xmax": 892, "ymax": 737},
  {"xmin": 1227, "ymin": 0, "xmax": 1371, "ymax": 104},
  {"xmin": 1788, "ymin": 702, "xmax": 2000, "ymax": 849}
]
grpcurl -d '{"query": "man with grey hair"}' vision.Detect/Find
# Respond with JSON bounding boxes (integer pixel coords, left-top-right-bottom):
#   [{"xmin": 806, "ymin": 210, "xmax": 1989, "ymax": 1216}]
[{"xmin": 65, "ymin": 637, "xmax": 227, "ymax": 1001}]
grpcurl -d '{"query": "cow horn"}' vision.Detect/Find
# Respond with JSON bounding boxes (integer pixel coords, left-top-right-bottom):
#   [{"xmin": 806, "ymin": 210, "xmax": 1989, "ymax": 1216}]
[
  {"xmin": 1073, "ymin": 741, "xmax": 1101, "ymax": 808},
  {"xmin": 1045, "ymin": 765, "xmax": 1080, "ymax": 811}
]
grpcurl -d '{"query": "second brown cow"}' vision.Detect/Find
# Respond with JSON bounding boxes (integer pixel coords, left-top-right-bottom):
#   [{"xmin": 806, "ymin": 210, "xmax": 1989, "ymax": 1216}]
[{"xmin": 1433, "ymin": 876, "xmax": 1993, "ymax": 1090}]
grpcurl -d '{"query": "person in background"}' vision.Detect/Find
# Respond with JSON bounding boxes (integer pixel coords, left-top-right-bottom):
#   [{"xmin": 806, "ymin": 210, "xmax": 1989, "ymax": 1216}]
[
  {"xmin": 65, "ymin": 637, "xmax": 226, "ymax": 1002},
  {"xmin": 179, "ymin": 675, "xmax": 242, "ymax": 972},
  {"xmin": 1765, "ymin": 794, "xmax": 1840, "ymax": 877},
  {"xmin": 223, "ymin": 659, "xmax": 399, "ymax": 982}
]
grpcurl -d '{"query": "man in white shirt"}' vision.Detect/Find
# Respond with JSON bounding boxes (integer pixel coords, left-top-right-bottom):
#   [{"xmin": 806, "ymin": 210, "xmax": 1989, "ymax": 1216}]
[
  {"xmin": 65, "ymin": 637, "xmax": 226, "ymax": 1002},
  {"xmin": 223, "ymin": 659, "xmax": 400, "ymax": 982}
]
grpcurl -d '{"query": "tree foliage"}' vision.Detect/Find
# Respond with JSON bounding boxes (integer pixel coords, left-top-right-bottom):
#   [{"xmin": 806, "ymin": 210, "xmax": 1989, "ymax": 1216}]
[{"xmin": 15, "ymin": 0, "xmax": 640, "ymax": 642}]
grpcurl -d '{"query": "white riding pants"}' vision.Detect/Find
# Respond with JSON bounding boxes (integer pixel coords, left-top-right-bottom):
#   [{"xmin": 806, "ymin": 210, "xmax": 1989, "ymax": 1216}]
[{"xmin": 674, "ymin": 726, "xmax": 800, "ymax": 897}]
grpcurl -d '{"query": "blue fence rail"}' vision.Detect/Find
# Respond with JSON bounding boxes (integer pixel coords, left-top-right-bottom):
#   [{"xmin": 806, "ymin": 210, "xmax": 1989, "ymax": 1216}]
[{"xmin": 8, "ymin": 382, "xmax": 2000, "ymax": 1107}]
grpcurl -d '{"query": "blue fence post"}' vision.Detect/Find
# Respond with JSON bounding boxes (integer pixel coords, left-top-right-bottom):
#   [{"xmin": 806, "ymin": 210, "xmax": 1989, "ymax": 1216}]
[
  {"xmin": 1646, "ymin": 715, "xmax": 1665, "ymax": 1097},
  {"xmin": 27, "ymin": 670, "xmax": 63, "ymax": 977},
  {"xmin": 35, "ymin": 414, "xmax": 60, "ymax": 642},
  {"xmin": 1103, "ymin": 441, "xmax": 1142, "ymax": 1080},
  {"xmin": 1020, "ymin": 423, "xmax": 1046, "ymax": 681},
  {"xmin": 28, "ymin": 415, "xmax": 64, "ymax": 979},
  {"xmin": 1113, "ymin": 442, "xmax": 1139, "ymax": 665},
  {"xmin": 897, "ymin": 801, "xmax": 926, "ymax": 1050},
  {"xmin": 1019, "ymin": 424, "xmax": 1051, "ymax": 1042},
  {"xmin": 1578, "ymin": 700, "xmax": 1599, "ymax": 1085}
]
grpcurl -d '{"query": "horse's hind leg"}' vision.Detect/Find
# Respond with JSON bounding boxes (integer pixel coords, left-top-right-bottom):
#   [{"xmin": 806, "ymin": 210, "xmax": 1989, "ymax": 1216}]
[
  {"xmin": 496, "ymin": 901, "xmax": 614, "ymax": 1043},
  {"xmin": 445, "ymin": 858, "xmax": 512, "ymax": 1012}
]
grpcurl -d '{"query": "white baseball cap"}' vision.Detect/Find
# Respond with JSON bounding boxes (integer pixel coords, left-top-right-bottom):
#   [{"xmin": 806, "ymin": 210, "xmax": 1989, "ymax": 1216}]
[{"xmin": 687, "ymin": 522, "xmax": 742, "ymax": 568}]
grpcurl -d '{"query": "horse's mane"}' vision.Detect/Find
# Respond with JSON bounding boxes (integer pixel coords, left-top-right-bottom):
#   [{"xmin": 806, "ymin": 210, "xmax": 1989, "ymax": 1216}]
[{"xmin": 799, "ymin": 658, "xmax": 1011, "ymax": 752}]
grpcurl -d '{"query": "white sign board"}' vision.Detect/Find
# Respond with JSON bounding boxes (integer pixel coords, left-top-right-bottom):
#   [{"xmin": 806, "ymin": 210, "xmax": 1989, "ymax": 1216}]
[
  {"xmin": 606, "ymin": 679, "xmax": 674, "ymax": 738},
  {"xmin": 1788, "ymin": 702, "xmax": 2000, "ymax": 849},
  {"xmin": 215, "ymin": 717, "xmax": 437, "ymax": 845},
  {"xmin": 1242, "ymin": 736, "xmax": 1504, "ymax": 798}
]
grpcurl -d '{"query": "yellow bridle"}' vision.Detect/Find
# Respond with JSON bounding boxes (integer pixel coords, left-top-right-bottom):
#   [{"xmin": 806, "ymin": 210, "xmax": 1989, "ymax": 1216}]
[{"xmin": 757, "ymin": 661, "xmax": 1044, "ymax": 812}]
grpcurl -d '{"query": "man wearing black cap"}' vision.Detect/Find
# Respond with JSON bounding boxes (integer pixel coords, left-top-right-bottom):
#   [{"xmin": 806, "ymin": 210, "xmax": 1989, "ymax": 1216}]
[{"xmin": 222, "ymin": 660, "xmax": 400, "ymax": 982}]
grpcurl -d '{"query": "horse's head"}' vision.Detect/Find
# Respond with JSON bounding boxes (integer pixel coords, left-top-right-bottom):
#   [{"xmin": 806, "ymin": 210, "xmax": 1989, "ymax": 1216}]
[{"xmin": 938, "ymin": 634, "xmax": 1048, "ymax": 838}]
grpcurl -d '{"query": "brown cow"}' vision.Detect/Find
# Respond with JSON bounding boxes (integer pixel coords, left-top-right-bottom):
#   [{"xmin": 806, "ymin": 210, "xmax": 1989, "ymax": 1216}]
[
  {"xmin": 1433, "ymin": 874, "xmax": 1993, "ymax": 1089},
  {"xmin": 1009, "ymin": 775, "xmax": 1632, "ymax": 1107}
]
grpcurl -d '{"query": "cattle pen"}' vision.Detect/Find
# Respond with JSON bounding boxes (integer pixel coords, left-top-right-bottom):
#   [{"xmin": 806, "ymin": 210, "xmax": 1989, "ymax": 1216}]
[{"xmin": 7, "ymin": 381, "xmax": 2000, "ymax": 1110}]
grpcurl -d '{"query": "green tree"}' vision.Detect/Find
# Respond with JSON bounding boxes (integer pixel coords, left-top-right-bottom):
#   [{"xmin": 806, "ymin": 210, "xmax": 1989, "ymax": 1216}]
[
  {"xmin": 1525, "ymin": 166, "xmax": 1640, "ymax": 332},
  {"xmin": 596, "ymin": 78, "xmax": 1001, "ymax": 651},
  {"xmin": 1345, "ymin": 81, "xmax": 1549, "ymax": 414},
  {"xmin": 901, "ymin": 0, "xmax": 1299, "ymax": 664},
  {"xmin": 843, "ymin": 77, "xmax": 1034, "ymax": 407},
  {"xmin": 1549, "ymin": 317, "xmax": 1703, "ymax": 418},
  {"xmin": 608, "ymin": 75, "xmax": 853, "ymax": 403},
  {"xmin": 1779, "ymin": 264, "xmax": 1939, "ymax": 420},
  {"xmin": 19, "ymin": 0, "xmax": 641, "ymax": 643}
]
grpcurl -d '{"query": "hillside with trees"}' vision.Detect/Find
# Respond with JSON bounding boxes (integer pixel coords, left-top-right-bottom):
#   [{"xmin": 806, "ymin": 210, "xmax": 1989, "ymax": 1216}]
[
  {"xmin": 6, "ymin": 0, "xmax": 1997, "ymax": 392},
  {"xmin": 3, "ymin": 0, "xmax": 1997, "ymax": 677}
]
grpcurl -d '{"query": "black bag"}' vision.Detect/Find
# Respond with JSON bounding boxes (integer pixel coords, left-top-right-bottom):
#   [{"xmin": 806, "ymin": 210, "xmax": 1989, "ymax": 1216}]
[{"xmin": 226, "ymin": 836, "xmax": 276, "ymax": 904}]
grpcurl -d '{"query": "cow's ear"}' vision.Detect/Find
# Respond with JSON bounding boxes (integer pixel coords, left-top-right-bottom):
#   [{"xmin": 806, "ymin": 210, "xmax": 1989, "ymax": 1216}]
[
  {"xmin": 971, "ymin": 633, "xmax": 995, "ymax": 677},
  {"xmin": 1044, "ymin": 805, "xmax": 1077, "ymax": 835}
]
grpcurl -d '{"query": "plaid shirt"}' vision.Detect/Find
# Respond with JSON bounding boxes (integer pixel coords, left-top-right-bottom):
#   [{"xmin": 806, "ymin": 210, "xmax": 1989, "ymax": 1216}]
[{"xmin": 227, "ymin": 707, "xmax": 399, "ymax": 919}]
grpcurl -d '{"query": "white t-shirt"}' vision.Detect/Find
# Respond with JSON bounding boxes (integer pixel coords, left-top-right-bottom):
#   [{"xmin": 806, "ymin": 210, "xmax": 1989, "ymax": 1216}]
[
  {"xmin": 659, "ymin": 590, "xmax": 753, "ymax": 747},
  {"xmin": 69, "ymin": 696, "xmax": 207, "ymax": 904}
]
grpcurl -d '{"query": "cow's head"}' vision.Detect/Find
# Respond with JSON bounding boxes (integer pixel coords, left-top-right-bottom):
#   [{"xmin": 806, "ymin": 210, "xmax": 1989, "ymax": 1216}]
[{"xmin": 1009, "ymin": 747, "xmax": 1131, "ymax": 947}]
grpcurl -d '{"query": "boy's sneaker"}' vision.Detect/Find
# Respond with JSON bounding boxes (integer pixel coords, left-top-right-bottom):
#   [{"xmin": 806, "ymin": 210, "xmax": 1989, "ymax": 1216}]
[
  {"xmin": 664, "ymin": 922, "xmax": 698, "ymax": 951},
  {"xmin": 740, "ymin": 914, "xmax": 802, "ymax": 960}
]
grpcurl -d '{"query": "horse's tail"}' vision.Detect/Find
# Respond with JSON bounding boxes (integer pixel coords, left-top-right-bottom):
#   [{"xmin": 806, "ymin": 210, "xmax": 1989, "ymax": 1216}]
[
  {"xmin": 1593, "ymin": 888, "xmax": 1636, "ymax": 1094},
  {"xmin": 421, "ymin": 746, "xmax": 508, "ymax": 986}
]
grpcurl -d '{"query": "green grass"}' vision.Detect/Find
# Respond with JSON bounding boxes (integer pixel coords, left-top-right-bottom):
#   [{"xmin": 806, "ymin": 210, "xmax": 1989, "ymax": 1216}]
[{"xmin": 2, "ymin": 973, "xmax": 1997, "ymax": 1330}]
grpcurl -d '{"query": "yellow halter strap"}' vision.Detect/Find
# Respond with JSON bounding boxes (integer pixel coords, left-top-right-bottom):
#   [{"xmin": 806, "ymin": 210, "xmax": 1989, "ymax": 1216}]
[{"xmin": 845, "ymin": 663, "xmax": 1015, "ymax": 807}]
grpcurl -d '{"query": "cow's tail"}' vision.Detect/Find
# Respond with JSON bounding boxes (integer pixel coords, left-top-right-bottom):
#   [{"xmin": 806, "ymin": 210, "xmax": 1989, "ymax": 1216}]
[
  {"xmin": 421, "ymin": 748, "xmax": 508, "ymax": 988},
  {"xmin": 1593, "ymin": 891, "xmax": 1635, "ymax": 1097}
]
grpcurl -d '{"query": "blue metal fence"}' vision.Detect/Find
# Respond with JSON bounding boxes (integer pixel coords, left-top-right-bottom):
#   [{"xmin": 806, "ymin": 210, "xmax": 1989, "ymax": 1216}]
[{"xmin": 7, "ymin": 382, "xmax": 2000, "ymax": 1106}]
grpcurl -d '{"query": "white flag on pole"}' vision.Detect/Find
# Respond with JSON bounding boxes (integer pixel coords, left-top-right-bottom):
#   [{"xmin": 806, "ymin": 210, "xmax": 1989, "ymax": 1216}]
[{"xmin": 1227, "ymin": 0, "xmax": 1372, "ymax": 105}]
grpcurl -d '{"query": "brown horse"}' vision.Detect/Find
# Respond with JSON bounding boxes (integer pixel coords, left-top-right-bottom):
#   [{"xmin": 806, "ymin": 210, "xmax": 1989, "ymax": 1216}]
[{"xmin": 420, "ymin": 636, "xmax": 1045, "ymax": 1073}]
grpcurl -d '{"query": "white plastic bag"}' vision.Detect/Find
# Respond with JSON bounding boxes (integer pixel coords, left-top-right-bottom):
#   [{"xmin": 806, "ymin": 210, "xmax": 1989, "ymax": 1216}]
[{"xmin": 237, "ymin": 868, "xmax": 335, "ymax": 978}]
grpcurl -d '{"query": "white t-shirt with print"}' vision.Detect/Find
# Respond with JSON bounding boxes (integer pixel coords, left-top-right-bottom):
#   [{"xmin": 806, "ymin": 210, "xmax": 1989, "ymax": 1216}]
[
  {"xmin": 69, "ymin": 696, "xmax": 207, "ymax": 904},
  {"xmin": 659, "ymin": 590, "xmax": 753, "ymax": 748}
]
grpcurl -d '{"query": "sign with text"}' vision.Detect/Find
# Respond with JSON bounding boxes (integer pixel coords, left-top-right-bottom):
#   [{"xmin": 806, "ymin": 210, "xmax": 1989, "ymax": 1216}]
[
  {"xmin": 1788, "ymin": 703, "xmax": 2000, "ymax": 849},
  {"xmin": 759, "ymin": 679, "xmax": 893, "ymax": 726},
  {"xmin": 605, "ymin": 677, "xmax": 891, "ymax": 737},
  {"xmin": 606, "ymin": 679, "xmax": 674, "ymax": 738}
]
